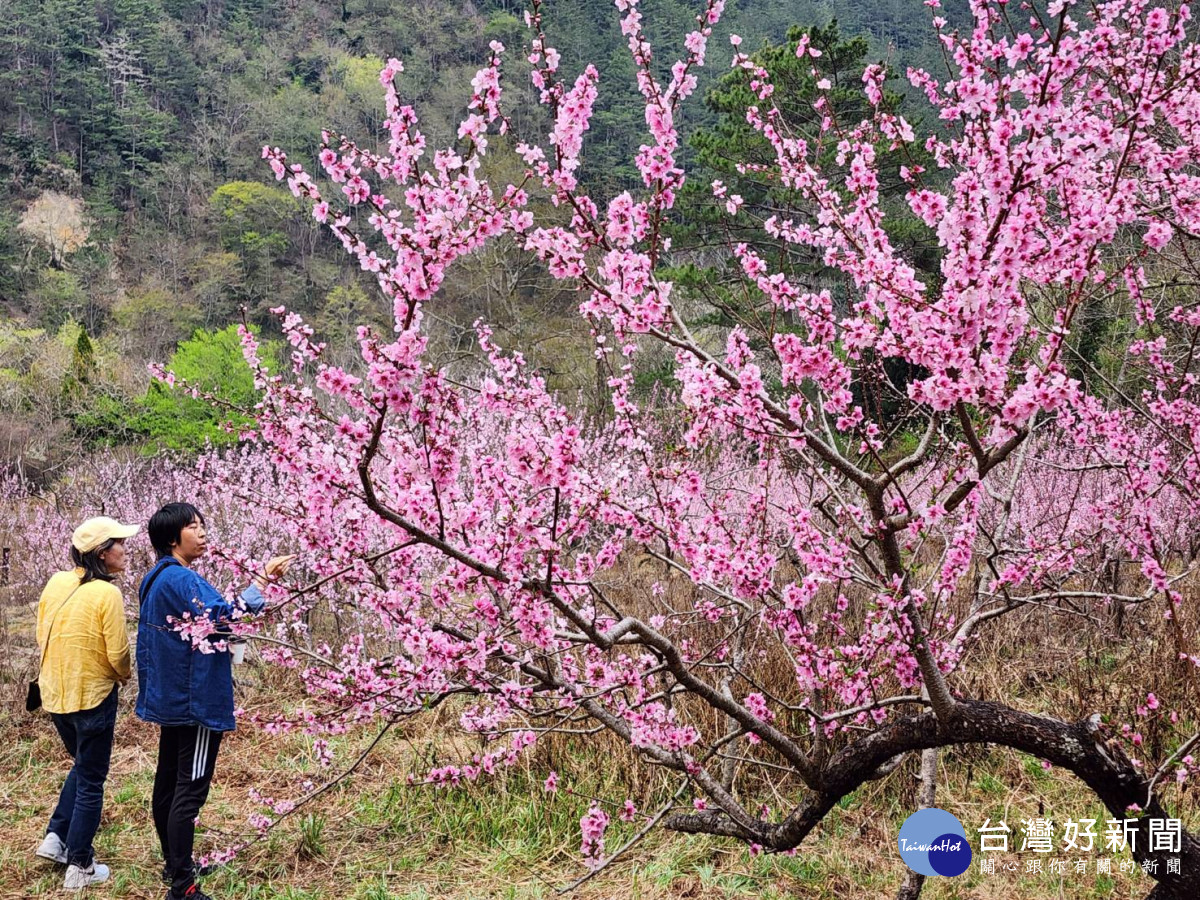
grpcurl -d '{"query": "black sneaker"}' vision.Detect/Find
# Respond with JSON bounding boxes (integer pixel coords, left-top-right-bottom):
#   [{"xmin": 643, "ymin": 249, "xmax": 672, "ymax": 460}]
[{"xmin": 166, "ymin": 886, "xmax": 212, "ymax": 900}]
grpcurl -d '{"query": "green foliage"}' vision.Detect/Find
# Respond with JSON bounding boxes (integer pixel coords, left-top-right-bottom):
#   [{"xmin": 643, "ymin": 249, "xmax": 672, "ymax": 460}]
[
  {"xmin": 484, "ymin": 11, "xmax": 523, "ymax": 46},
  {"xmin": 209, "ymin": 180, "xmax": 309, "ymax": 316},
  {"xmin": 143, "ymin": 324, "xmax": 277, "ymax": 449},
  {"xmin": 61, "ymin": 326, "xmax": 96, "ymax": 395},
  {"xmin": 328, "ymin": 53, "xmax": 389, "ymax": 135},
  {"xmin": 211, "ymin": 181, "xmax": 300, "ymax": 253},
  {"xmin": 74, "ymin": 324, "xmax": 278, "ymax": 451},
  {"xmin": 28, "ymin": 269, "xmax": 88, "ymax": 330},
  {"xmin": 676, "ymin": 20, "xmax": 935, "ymax": 287},
  {"xmin": 111, "ymin": 286, "xmax": 203, "ymax": 359},
  {"xmin": 0, "ymin": 207, "xmax": 30, "ymax": 303},
  {"xmin": 659, "ymin": 22, "xmax": 938, "ymax": 432},
  {"xmin": 314, "ymin": 283, "xmax": 389, "ymax": 353}
]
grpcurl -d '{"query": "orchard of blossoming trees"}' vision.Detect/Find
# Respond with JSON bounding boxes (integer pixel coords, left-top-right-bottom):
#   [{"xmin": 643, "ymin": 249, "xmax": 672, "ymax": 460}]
[{"xmin": 217, "ymin": 0, "xmax": 1200, "ymax": 893}]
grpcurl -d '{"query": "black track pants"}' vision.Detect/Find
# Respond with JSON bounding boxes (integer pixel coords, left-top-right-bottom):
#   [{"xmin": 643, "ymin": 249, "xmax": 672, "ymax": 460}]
[{"xmin": 152, "ymin": 724, "xmax": 223, "ymax": 897}]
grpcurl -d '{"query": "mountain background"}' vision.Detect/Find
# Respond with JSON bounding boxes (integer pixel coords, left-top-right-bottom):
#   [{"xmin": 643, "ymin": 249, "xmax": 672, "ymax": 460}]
[{"xmin": 0, "ymin": 0, "xmax": 956, "ymax": 471}]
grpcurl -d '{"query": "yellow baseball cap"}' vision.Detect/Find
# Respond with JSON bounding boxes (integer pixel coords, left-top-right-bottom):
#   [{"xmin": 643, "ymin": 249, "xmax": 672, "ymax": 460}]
[{"xmin": 72, "ymin": 516, "xmax": 140, "ymax": 553}]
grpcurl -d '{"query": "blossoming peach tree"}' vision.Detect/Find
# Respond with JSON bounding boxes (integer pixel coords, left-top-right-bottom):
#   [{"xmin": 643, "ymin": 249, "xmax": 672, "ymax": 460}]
[{"xmin": 236, "ymin": 0, "xmax": 1200, "ymax": 892}]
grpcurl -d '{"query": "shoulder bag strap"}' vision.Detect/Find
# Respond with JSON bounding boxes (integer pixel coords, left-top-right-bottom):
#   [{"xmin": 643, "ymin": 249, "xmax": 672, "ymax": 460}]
[{"xmin": 36, "ymin": 580, "xmax": 85, "ymax": 676}]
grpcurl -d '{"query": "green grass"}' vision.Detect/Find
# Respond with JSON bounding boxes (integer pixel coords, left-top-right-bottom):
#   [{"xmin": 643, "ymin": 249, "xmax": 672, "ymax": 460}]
[
  {"xmin": 0, "ymin": 695, "xmax": 1184, "ymax": 900},
  {"xmin": 975, "ymin": 772, "xmax": 1006, "ymax": 796}
]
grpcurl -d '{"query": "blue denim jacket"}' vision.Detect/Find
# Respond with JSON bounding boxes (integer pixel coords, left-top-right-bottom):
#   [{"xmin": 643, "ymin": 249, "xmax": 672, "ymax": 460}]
[{"xmin": 135, "ymin": 558, "xmax": 264, "ymax": 732}]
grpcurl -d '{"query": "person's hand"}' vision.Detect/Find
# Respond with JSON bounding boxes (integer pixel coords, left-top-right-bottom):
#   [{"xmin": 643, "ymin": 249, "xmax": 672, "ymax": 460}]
[
  {"xmin": 254, "ymin": 554, "xmax": 296, "ymax": 590},
  {"xmin": 265, "ymin": 554, "xmax": 296, "ymax": 579}
]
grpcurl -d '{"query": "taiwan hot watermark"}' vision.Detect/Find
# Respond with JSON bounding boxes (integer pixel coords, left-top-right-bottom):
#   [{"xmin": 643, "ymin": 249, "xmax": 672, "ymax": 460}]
[
  {"xmin": 896, "ymin": 811, "xmax": 1186, "ymax": 879},
  {"xmin": 897, "ymin": 808, "xmax": 973, "ymax": 877}
]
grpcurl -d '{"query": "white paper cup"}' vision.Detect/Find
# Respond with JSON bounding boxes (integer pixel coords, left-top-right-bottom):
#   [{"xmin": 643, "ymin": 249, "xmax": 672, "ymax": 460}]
[{"xmin": 230, "ymin": 642, "xmax": 246, "ymax": 665}]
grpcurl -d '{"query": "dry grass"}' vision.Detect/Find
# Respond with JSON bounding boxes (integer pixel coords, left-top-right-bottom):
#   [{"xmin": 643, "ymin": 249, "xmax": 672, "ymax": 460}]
[
  {"xmin": 0, "ymin": 677, "xmax": 1180, "ymax": 900},
  {"xmin": 0, "ymin": 724, "xmax": 1160, "ymax": 900},
  {"xmin": 1, "ymin": 554, "xmax": 1197, "ymax": 898}
]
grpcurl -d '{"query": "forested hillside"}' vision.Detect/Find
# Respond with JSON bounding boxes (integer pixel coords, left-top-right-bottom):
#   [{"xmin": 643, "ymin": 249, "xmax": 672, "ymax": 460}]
[{"xmin": 0, "ymin": 0, "xmax": 951, "ymax": 470}]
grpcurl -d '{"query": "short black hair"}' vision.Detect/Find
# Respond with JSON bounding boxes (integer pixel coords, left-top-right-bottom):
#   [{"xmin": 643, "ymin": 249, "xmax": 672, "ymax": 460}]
[
  {"xmin": 71, "ymin": 539, "xmax": 117, "ymax": 584},
  {"xmin": 148, "ymin": 503, "xmax": 206, "ymax": 558}
]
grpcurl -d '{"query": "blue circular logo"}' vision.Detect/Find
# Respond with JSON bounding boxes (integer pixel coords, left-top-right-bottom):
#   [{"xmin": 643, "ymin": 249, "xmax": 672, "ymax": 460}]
[{"xmin": 897, "ymin": 809, "xmax": 972, "ymax": 877}]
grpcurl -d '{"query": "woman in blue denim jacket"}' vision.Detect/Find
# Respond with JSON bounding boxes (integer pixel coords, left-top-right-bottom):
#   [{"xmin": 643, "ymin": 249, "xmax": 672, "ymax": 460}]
[{"xmin": 136, "ymin": 502, "xmax": 292, "ymax": 900}]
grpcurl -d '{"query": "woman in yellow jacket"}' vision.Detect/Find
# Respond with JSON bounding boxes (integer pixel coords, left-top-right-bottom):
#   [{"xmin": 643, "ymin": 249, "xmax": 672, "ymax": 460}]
[{"xmin": 33, "ymin": 516, "xmax": 138, "ymax": 890}]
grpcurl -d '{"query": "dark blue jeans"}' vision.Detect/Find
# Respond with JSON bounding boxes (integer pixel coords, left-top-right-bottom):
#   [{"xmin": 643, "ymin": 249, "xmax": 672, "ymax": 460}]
[{"xmin": 48, "ymin": 686, "xmax": 118, "ymax": 868}]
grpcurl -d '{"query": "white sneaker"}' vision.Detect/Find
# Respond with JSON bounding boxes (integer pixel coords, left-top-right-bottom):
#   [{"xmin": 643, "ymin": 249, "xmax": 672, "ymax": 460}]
[
  {"xmin": 63, "ymin": 862, "xmax": 110, "ymax": 889},
  {"xmin": 35, "ymin": 832, "xmax": 67, "ymax": 864}
]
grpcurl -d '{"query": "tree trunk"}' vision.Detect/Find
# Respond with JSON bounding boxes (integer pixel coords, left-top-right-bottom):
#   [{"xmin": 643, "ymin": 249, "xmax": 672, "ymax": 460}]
[
  {"xmin": 894, "ymin": 748, "xmax": 938, "ymax": 900},
  {"xmin": 667, "ymin": 700, "xmax": 1200, "ymax": 899}
]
